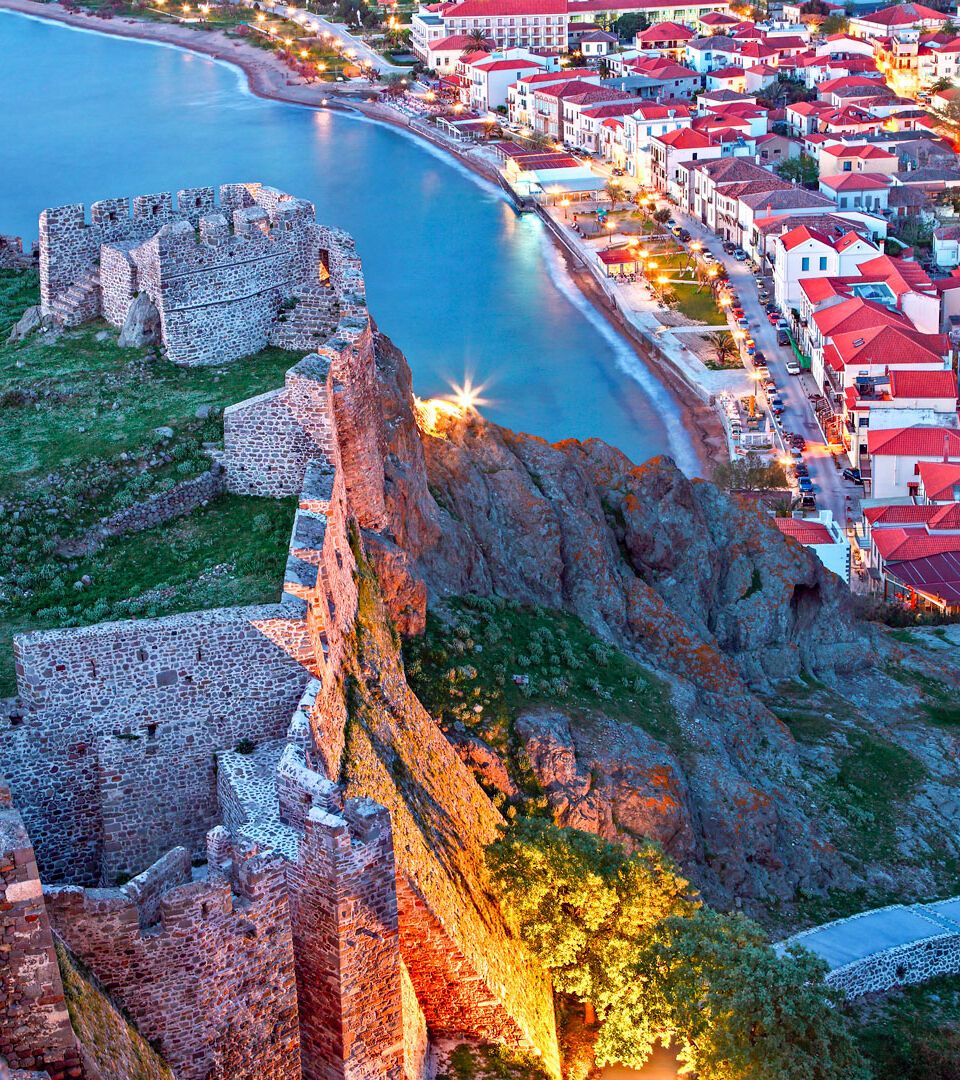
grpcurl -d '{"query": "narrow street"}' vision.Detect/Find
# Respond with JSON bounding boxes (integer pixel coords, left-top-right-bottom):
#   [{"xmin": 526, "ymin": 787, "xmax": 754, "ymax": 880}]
[{"xmin": 668, "ymin": 204, "xmax": 859, "ymax": 527}]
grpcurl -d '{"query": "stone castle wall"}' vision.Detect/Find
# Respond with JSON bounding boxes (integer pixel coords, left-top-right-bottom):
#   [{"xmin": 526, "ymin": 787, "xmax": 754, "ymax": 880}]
[
  {"xmin": 8, "ymin": 605, "xmax": 311, "ymax": 885},
  {"xmin": 46, "ymin": 842, "xmax": 301, "ymax": 1080},
  {"xmin": 38, "ymin": 184, "xmax": 349, "ymax": 366},
  {"xmin": 0, "ymin": 785, "xmax": 81, "ymax": 1080},
  {"xmin": 8, "ymin": 186, "xmax": 561, "ymax": 1078}
]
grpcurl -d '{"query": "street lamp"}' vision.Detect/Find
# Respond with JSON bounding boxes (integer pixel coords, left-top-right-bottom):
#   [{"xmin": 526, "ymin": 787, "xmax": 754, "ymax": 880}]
[
  {"xmin": 561, "ymin": 197, "xmax": 570, "ymax": 220},
  {"xmin": 606, "ymin": 219, "xmax": 616, "ymax": 247}
]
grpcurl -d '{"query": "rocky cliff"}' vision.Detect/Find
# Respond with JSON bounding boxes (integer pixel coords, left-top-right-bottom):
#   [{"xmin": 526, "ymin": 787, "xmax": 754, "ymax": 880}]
[{"xmin": 370, "ymin": 331, "xmax": 875, "ymax": 909}]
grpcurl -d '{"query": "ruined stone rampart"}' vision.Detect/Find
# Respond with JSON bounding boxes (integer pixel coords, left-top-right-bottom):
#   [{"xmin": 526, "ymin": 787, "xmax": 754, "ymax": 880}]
[
  {"xmin": 8, "ymin": 604, "xmax": 312, "ymax": 885},
  {"xmin": 7, "ymin": 187, "xmax": 561, "ymax": 1078},
  {"xmin": 0, "ymin": 235, "xmax": 34, "ymax": 271},
  {"xmin": 46, "ymin": 841, "xmax": 301, "ymax": 1080},
  {"xmin": 0, "ymin": 785, "xmax": 81, "ymax": 1080},
  {"xmin": 38, "ymin": 184, "xmax": 351, "ymax": 365}
]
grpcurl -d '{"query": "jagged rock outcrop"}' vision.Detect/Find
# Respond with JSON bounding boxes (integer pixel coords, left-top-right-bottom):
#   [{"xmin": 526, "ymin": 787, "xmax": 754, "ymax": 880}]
[
  {"xmin": 372, "ymin": 331, "xmax": 863, "ymax": 906},
  {"xmin": 7, "ymin": 304, "xmax": 42, "ymax": 343},
  {"xmin": 118, "ymin": 293, "xmax": 160, "ymax": 349}
]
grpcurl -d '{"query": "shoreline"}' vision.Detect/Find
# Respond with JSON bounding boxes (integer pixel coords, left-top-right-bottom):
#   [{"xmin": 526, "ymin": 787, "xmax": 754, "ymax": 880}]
[{"xmin": 0, "ymin": 0, "xmax": 723, "ymax": 472}]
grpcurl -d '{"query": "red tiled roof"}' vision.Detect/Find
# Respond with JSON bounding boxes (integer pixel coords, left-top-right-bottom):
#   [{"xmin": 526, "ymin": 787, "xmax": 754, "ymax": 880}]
[
  {"xmin": 821, "ymin": 143, "xmax": 897, "ymax": 160},
  {"xmin": 813, "ymin": 297, "xmax": 909, "ymax": 338},
  {"xmin": 655, "ymin": 128, "xmax": 715, "ymax": 148},
  {"xmin": 473, "ymin": 57, "xmax": 542, "ymax": 70},
  {"xmin": 889, "ymin": 369, "xmax": 958, "ymax": 399},
  {"xmin": 873, "ymin": 528, "xmax": 960, "ymax": 561},
  {"xmin": 635, "ymin": 20, "xmax": 693, "ymax": 40},
  {"xmin": 780, "ymin": 223, "xmax": 832, "ymax": 251},
  {"xmin": 929, "ymin": 503, "xmax": 960, "ymax": 529},
  {"xmin": 863, "ymin": 504, "xmax": 942, "ymax": 525},
  {"xmin": 830, "ymin": 325, "xmax": 947, "ymax": 366},
  {"xmin": 820, "ymin": 171, "xmax": 892, "ymax": 191},
  {"xmin": 859, "ymin": 3, "xmax": 947, "ymax": 26},
  {"xmin": 428, "ymin": 33, "xmax": 495, "ymax": 50},
  {"xmin": 867, "ymin": 426, "xmax": 960, "ymax": 457},
  {"xmin": 918, "ymin": 461, "xmax": 960, "ymax": 501},
  {"xmin": 774, "ymin": 518, "xmax": 836, "ymax": 544}
]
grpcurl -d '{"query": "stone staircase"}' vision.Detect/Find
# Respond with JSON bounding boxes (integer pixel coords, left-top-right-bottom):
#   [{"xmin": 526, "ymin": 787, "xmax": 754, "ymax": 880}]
[
  {"xmin": 269, "ymin": 285, "xmax": 340, "ymax": 352},
  {"xmin": 50, "ymin": 268, "xmax": 101, "ymax": 327}
]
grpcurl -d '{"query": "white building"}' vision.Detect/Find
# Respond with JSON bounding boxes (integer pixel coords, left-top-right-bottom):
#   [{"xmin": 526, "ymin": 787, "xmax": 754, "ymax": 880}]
[
  {"xmin": 868, "ymin": 426, "xmax": 960, "ymax": 499},
  {"xmin": 620, "ymin": 103, "xmax": 692, "ymax": 185},
  {"xmin": 774, "ymin": 512, "xmax": 851, "ymax": 583},
  {"xmin": 464, "ymin": 51, "xmax": 552, "ymax": 112},
  {"xmin": 772, "ymin": 223, "xmax": 879, "ymax": 312}
]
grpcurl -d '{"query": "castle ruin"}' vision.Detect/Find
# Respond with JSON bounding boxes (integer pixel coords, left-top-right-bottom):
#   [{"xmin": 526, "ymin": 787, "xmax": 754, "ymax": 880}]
[
  {"xmin": 38, "ymin": 183, "xmax": 348, "ymax": 365},
  {"xmin": 1, "ymin": 186, "xmax": 560, "ymax": 1080}
]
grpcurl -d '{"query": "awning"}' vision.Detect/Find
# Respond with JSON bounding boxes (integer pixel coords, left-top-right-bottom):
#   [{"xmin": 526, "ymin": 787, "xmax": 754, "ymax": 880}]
[{"xmin": 535, "ymin": 175, "xmax": 607, "ymax": 195}]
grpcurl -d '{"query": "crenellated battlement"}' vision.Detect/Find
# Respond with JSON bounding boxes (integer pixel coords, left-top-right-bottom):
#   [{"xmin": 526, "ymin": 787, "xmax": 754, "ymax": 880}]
[
  {"xmin": 4, "ymin": 183, "xmax": 560, "ymax": 1080},
  {"xmin": 38, "ymin": 183, "xmax": 353, "ymax": 365}
]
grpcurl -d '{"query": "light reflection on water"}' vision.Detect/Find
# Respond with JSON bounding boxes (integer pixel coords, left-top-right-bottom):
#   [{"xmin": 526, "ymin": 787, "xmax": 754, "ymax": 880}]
[{"xmin": 0, "ymin": 9, "xmax": 697, "ymax": 471}]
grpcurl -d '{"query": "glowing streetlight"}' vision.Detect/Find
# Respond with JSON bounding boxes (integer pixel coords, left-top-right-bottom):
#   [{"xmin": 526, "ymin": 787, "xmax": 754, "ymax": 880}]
[
  {"xmin": 605, "ymin": 219, "xmax": 616, "ymax": 247},
  {"xmin": 300, "ymin": 47, "xmax": 309, "ymax": 57},
  {"xmin": 561, "ymin": 196, "xmax": 570, "ymax": 220},
  {"xmin": 255, "ymin": 11, "xmax": 266, "ymax": 22}
]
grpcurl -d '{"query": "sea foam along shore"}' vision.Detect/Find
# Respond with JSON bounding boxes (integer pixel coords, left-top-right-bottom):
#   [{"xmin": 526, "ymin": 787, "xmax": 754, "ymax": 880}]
[{"xmin": 0, "ymin": 0, "xmax": 724, "ymax": 472}]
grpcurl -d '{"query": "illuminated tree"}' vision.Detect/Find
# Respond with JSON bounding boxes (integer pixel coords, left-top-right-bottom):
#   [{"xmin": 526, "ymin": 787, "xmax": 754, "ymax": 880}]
[
  {"xmin": 485, "ymin": 819, "xmax": 694, "ymax": 1005},
  {"xmin": 599, "ymin": 909, "xmax": 871, "ymax": 1080}
]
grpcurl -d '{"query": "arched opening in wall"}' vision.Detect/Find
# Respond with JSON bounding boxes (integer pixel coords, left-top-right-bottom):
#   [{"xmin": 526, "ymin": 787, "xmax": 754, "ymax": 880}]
[
  {"xmin": 318, "ymin": 249, "xmax": 330, "ymax": 286},
  {"xmin": 789, "ymin": 582, "xmax": 822, "ymax": 635}
]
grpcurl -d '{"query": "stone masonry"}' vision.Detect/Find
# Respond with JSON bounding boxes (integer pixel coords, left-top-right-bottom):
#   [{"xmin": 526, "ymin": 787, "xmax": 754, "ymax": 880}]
[
  {"xmin": 0, "ymin": 785, "xmax": 81, "ymax": 1080},
  {"xmin": 2, "ymin": 186, "xmax": 561, "ymax": 1079},
  {"xmin": 38, "ymin": 184, "xmax": 345, "ymax": 365}
]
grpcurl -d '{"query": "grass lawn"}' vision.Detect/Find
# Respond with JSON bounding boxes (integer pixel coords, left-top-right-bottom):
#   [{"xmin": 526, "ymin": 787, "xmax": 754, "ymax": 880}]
[
  {"xmin": 0, "ymin": 269, "xmax": 303, "ymax": 695},
  {"xmin": 669, "ymin": 282, "xmax": 724, "ymax": 324}
]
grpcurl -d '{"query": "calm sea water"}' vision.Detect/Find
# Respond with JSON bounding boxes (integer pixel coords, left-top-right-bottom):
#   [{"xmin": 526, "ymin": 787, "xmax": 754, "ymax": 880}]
[{"xmin": 0, "ymin": 9, "xmax": 697, "ymax": 471}]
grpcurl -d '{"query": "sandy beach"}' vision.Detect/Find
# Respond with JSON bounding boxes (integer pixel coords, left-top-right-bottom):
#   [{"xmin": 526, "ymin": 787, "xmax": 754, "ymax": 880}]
[{"xmin": 0, "ymin": 0, "xmax": 724, "ymax": 469}]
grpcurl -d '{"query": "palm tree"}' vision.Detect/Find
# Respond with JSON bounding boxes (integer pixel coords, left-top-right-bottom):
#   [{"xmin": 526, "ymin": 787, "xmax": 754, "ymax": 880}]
[
  {"xmin": 705, "ymin": 330, "xmax": 736, "ymax": 368},
  {"xmin": 466, "ymin": 28, "xmax": 492, "ymax": 50}
]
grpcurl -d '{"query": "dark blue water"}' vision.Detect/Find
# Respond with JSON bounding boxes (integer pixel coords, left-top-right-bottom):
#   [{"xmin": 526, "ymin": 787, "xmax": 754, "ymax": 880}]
[{"xmin": 0, "ymin": 9, "xmax": 697, "ymax": 470}]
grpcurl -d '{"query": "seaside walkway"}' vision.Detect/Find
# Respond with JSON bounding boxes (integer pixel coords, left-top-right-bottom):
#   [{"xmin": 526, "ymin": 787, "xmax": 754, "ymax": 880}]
[{"xmin": 778, "ymin": 897, "xmax": 960, "ymax": 996}]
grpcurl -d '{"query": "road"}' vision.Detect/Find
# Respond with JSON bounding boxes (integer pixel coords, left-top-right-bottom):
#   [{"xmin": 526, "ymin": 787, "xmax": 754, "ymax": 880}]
[
  {"xmin": 661, "ymin": 204, "xmax": 859, "ymax": 526},
  {"xmin": 254, "ymin": 1, "xmax": 404, "ymax": 72}
]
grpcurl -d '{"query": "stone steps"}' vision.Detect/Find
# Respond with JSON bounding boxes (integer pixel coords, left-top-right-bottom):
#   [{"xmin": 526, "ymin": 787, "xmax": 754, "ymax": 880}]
[
  {"xmin": 269, "ymin": 285, "xmax": 339, "ymax": 352},
  {"xmin": 51, "ymin": 269, "xmax": 101, "ymax": 327}
]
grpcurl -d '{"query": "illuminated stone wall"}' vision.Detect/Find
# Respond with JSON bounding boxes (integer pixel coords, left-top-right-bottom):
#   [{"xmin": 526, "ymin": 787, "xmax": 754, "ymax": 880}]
[{"xmin": 0, "ymin": 784, "xmax": 82, "ymax": 1080}]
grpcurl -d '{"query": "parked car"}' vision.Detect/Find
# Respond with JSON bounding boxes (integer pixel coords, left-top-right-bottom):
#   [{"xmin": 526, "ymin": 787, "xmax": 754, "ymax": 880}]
[
  {"xmin": 776, "ymin": 329, "xmax": 790, "ymax": 346},
  {"xmin": 794, "ymin": 465, "xmax": 809, "ymax": 478},
  {"xmin": 667, "ymin": 218, "xmax": 677, "ymax": 228},
  {"xmin": 734, "ymin": 248, "xmax": 747, "ymax": 261},
  {"xmin": 785, "ymin": 360, "xmax": 800, "ymax": 375},
  {"xmin": 776, "ymin": 318, "xmax": 789, "ymax": 330},
  {"xmin": 799, "ymin": 494, "xmax": 817, "ymax": 510},
  {"xmin": 732, "ymin": 307, "xmax": 745, "ymax": 318},
  {"xmin": 843, "ymin": 467, "xmax": 865, "ymax": 486},
  {"xmin": 679, "ymin": 228, "xmax": 691, "ymax": 242},
  {"xmin": 753, "ymin": 349, "xmax": 766, "ymax": 364},
  {"xmin": 723, "ymin": 241, "xmax": 736, "ymax": 254},
  {"xmin": 790, "ymin": 437, "xmax": 806, "ymax": 451},
  {"xmin": 767, "ymin": 311, "xmax": 781, "ymax": 324},
  {"xmin": 672, "ymin": 225, "xmax": 683, "ymax": 237},
  {"xmin": 771, "ymin": 403, "xmax": 785, "ymax": 415},
  {"xmin": 611, "ymin": 167, "xmax": 626, "ymax": 176},
  {"xmin": 737, "ymin": 317, "xmax": 749, "ymax": 329},
  {"xmin": 798, "ymin": 477, "xmax": 814, "ymax": 492}
]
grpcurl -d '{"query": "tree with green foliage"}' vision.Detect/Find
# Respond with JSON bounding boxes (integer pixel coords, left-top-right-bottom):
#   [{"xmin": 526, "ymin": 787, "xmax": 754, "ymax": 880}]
[
  {"xmin": 488, "ymin": 822, "xmax": 869, "ymax": 1080},
  {"xmin": 776, "ymin": 153, "xmax": 819, "ymax": 190},
  {"xmin": 653, "ymin": 207, "xmax": 671, "ymax": 224},
  {"xmin": 713, "ymin": 453, "xmax": 787, "ymax": 492},
  {"xmin": 613, "ymin": 11, "xmax": 649, "ymax": 39},
  {"xmin": 604, "ymin": 180, "xmax": 627, "ymax": 208},
  {"xmin": 820, "ymin": 13, "xmax": 849, "ymax": 33},
  {"xmin": 599, "ymin": 909, "xmax": 871, "ymax": 1080},
  {"xmin": 485, "ymin": 819, "xmax": 694, "ymax": 1006}
]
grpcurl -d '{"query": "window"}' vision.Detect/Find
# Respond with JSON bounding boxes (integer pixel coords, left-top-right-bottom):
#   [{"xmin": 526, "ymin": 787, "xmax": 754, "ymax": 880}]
[
  {"xmin": 842, "ymin": 160, "xmax": 852, "ymax": 172},
  {"xmin": 819, "ymin": 257, "xmax": 827, "ymax": 270},
  {"xmin": 801, "ymin": 256, "xmax": 810, "ymax": 270}
]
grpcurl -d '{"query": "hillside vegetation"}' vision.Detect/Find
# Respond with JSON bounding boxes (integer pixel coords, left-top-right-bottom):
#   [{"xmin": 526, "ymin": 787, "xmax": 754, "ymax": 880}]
[{"xmin": 0, "ymin": 270, "xmax": 298, "ymax": 694}]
